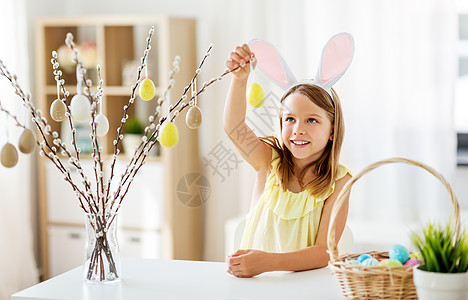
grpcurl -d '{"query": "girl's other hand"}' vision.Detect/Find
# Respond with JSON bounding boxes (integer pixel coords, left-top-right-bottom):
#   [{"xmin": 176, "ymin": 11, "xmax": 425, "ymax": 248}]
[
  {"xmin": 226, "ymin": 249, "xmax": 271, "ymax": 278},
  {"xmin": 226, "ymin": 44, "xmax": 254, "ymax": 81}
]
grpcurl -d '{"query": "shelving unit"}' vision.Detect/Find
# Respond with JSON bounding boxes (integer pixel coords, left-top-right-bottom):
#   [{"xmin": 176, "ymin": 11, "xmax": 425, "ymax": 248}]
[{"xmin": 35, "ymin": 15, "xmax": 202, "ymax": 279}]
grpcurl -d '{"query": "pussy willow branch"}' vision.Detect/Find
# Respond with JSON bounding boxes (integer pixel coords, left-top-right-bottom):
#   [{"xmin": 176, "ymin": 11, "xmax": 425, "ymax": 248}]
[
  {"xmin": 0, "ymin": 60, "xmax": 92, "ymax": 213},
  {"xmin": 92, "ymin": 65, "xmax": 106, "ymax": 214},
  {"xmin": 108, "ymin": 53, "xmax": 252, "ymax": 223},
  {"xmin": 107, "ymin": 60, "xmax": 177, "ymax": 217},
  {"xmin": 0, "ymin": 102, "xmax": 26, "ymax": 129},
  {"xmin": 108, "ymin": 55, "xmax": 181, "ymax": 212},
  {"xmin": 50, "ymin": 52, "xmax": 98, "ymax": 213},
  {"xmin": 109, "ymin": 45, "xmax": 214, "ymax": 215},
  {"xmin": 105, "ymin": 26, "xmax": 155, "ymax": 209},
  {"xmin": 65, "ymin": 34, "xmax": 103, "ymax": 214}
]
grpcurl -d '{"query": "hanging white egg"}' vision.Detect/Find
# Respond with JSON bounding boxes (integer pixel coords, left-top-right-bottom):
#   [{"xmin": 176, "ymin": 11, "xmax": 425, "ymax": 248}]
[
  {"xmin": 95, "ymin": 114, "xmax": 109, "ymax": 137},
  {"xmin": 70, "ymin": 94, "xmax": 91, "ymax": 122},
  {"xmin": 186, "ymin": 105, "xmax": 202, "ymax": 129},
  {"xmin": 1, "ymin": 143, "xmax": 18, "ymax": 168},
  {"xmin": 50, "ymin": 99, "xmax": 67, "ymax": 122},
  {"xmin": 18, "ymin": 129, "xmax": 36, "ymax": 154}
]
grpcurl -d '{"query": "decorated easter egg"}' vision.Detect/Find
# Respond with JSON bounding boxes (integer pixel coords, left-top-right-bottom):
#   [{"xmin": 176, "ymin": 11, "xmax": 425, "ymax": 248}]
[
  {"xmin": 361, "ymin": 257, "xmax": 379, "ymax": 266},
  {"xmin": 389, "ymin": 244, "xmax": 410, "ymax": 264},
  {"xmin": 50, "ymin": 99, "xmax": 67, "ymax": 122},
  {"xmin": 248, "ymin": 83, "xmax": 265, "ymax": 108},
  {"xmin": 357, "ymin": 254, "xmax": 373, "ymax": 264},
  {"xmin": 159, "ymin": 122, "xmax": 179, "ymax": 148},
  {"xmin": 410, "ymin": 252, "xmax": 423, "ymax": 260},
  {"xmin": 347, "ymin": 259, "xmax": 360, "ymax": 266},
  {"xmin": 95, "ymin": 114, "xmax": 109, "ymax": 137},
  {"xmin": 70, "ymin": 94, "xmax": 91, "ymax": 122},
  {"xmin": 186, "ymin": 105, "xmax": 202, "ymax": 129},
  {"xmin": 404, "ymin": 258, "xmax": 421, "ymax": 267},
  {"xmin": 18, "ymin": 129, "xmax": 36, "ymax": 154},
  {"xmin": 139, "ymin": 78, "xmax": 155, "ymax": 101},
  {"xmin": 1, "ymin": 143, "xmax": 18, "ymax": 168},
  {"xmin": 378, "ymin": 259, "xmax": 403, "ymax": 267}
]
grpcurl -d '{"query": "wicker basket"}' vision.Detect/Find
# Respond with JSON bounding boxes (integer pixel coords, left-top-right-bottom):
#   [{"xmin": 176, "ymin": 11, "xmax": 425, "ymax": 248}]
[{"xmin": 327, "ymin": 157, "xmax": 461, "ymax": 300}]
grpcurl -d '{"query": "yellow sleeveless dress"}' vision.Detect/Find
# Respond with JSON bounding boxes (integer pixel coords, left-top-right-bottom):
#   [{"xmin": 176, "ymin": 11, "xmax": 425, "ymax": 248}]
[{"xmin": 240, "ymin": 150, "xmax": 350, "ymax": 253}]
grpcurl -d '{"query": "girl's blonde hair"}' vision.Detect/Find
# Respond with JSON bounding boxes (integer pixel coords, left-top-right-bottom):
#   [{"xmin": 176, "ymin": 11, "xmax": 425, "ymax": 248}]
[{"xmin": 260, "ymin": 84, "xmax": 344, "ymax": 197}]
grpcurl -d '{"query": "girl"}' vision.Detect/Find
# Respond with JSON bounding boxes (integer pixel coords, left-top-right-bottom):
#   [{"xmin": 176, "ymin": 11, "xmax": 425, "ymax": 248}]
[{"xmin": 223, "ymin": 34, "xmax": 355, "ymax": 278}]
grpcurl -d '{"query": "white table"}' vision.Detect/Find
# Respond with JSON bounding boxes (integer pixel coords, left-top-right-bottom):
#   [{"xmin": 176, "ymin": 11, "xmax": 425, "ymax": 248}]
[{"xmin": 11, "ymin": 258, "xmax": 343, "ymax": 300}]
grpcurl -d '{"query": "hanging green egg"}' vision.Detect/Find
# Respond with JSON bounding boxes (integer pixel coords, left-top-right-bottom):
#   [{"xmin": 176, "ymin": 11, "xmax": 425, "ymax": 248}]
[
  {"xmin": 1, "ymin": 143, "xmax": 18, "ymax": 168},
  {"xmin": 186, "ymin": 105, "xmax": 202, "ymax": 129},
  {"xmin": 18, "ymin": 129, "xmax": 36, "ymax": 154},
  {"xmin": 139, "ymin": 78, "xmax": 156, "ymax": 101},
  {"xmin": 50, "ymin": 99, "xmax": 67, "ymax": 122},
  {"xmin": 248, "ymin": 83, "xmax": 265, "ymax": 108},
  {"xmin": 159, "ymin": 122, "xmax": 179, "ymax": 148}
]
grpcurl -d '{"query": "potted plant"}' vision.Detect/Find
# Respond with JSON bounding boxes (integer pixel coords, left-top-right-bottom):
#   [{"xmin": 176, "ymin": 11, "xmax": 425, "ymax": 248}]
[
  {"xmin": 122, "ymin": 116, "xmax": 144, "ymax": 155},
  {"xmin": 123, "ymin": 117, "xmax": 160, "ymax": 156},
  {"xmin": 411, "ymin": 222, "xmax": 468, "ymax": 300}
]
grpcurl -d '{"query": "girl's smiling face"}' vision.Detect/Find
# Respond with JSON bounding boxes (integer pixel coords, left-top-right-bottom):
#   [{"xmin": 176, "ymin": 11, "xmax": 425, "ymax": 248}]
[{"xmin": 281, "ymin": 92, "xmax": 333, "ymax": 165}]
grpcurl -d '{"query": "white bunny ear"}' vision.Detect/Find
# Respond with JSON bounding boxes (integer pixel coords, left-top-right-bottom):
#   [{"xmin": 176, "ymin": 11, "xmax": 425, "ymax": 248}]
[
  {"xmin": 315, "ymin": 32, "xmax": 354, "ymax": 91},
  {"xmin": 248, "ymin": 38, "xmax": 297, "ymax": 90}
]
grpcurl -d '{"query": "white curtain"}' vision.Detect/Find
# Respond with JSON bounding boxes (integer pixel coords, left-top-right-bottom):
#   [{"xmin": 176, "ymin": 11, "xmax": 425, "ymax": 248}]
[
  {"xmin": 0, "ymin": 0, "xmax": 39, "ymax": 298},
  {"xmin": 199, "ymin": 0, "xmax": 457, "ymax": 260}
]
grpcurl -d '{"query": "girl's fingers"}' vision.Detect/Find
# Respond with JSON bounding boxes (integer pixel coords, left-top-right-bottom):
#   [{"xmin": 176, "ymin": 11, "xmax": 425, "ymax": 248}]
[
  {"xmin": 228, "ymin": 263, "xmax": 243, "ymax": 273},
  {"xmin": 236, "ymin": 44, "xmax": 251, "ymax": 61},
  {"xmin": 230, "ymin": 52, "xmax": 246, "ymax": 65},
  {"xmin": 226, "ymin": 59, "xmax": 239, "ymax": 70}
]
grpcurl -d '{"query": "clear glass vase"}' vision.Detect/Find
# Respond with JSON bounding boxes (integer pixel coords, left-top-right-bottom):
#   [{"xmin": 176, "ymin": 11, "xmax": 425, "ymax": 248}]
[{"xmin": 83, "ymin": 212, "xmax": 121, "ymax": 283}]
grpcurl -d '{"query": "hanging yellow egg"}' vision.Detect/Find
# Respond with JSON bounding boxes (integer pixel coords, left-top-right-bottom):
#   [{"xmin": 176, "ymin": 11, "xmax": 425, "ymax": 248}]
[
  {"xmin": 139, "ymin": 78, "xmax": 156, "ymax": 101},
  {"xmin": 18, "ymin": 129, "xmax": 36, "ymax": 154},
  {"xmin": 1, "ymin": 143, "xmax": 18, "ymax": 168},
  {"xmin": 50, "ymin": 99, "xmax": 67, "ymax": 122},
  {"xmin": 248, "ymin": 83, "xmax": 265, "ymax": 108},
  {"xmin": 159, "ymin": 122, "xmax": 179, "ymax": 148},
  {"xmin": 186, "ymin": 106, "xmax": 203, "ymax": 129}
]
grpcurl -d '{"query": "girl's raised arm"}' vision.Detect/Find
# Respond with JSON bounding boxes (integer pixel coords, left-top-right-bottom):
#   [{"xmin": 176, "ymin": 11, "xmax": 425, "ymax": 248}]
[{"xmin": 223, "ymin": 44, "xmax": 271, "ymax": 171}]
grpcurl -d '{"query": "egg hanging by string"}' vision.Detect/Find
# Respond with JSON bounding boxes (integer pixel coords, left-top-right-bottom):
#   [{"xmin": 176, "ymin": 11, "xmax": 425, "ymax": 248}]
[
  {"xmin": 186, "ymin": 79, "xmax": 202, "ymax": 129},
  {"xmin": 50, "ymin": 99, "xmax": 67, "ymax": 122},
  {"xmin": 18, "ymin": 128, "xmax": 36, "ymax": 154},
  {"xmin": 70, "ymin": 94, "xmax": 91, "ymax": 122},
  {"xmin": 139, "ymin": 57, "xmax": 155, "ymax": 101},
  {"xmin": 248, "ymin": 83, "xmax": 265, "ymax": 108},
  {"xmin": 159, "ymin": 121, "xmax": 179, "ymax": 148},
  {"xmin": 1, "ymin": 143, "xmax": 18, "ymax": 168},
  {"xmin": 50, "ymin": 80, "xmax": 67, "ymax": 122},
  {"xmin": 70, "ymin": 65, "xmax": 91, "ymax": 122},
  {"xmin": 139, "ymin": 78, "xmax": 156, "ymax": 101},
  {"xmin": 186, "ymin": 106, "xmax": 202, "ymax": 129},
  {"xmin": 95, "ymin": 114, "xmax": 109, "ymax": 137}
]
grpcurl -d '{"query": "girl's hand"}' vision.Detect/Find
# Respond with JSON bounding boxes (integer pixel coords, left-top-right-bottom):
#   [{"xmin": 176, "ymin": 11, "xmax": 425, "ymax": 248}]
[
  {"xmin": 226, "ymin": 44, "xmax": 254, "ymax": 81},
  {"xmin": 227, "ymin": 249, "xmax": 272, "ymax": 278}
]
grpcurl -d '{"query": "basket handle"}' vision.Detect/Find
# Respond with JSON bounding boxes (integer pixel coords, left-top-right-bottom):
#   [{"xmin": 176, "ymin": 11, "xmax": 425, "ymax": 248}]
[{"xmin": 327, "ymin": 157, "xmax": 460, "ymax": 262}]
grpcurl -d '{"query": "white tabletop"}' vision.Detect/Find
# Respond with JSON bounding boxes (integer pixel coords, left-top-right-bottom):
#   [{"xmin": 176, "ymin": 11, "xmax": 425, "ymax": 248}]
[{"xmin": 11, "ymin": 258, "xmax": 343, "ymax": 300}]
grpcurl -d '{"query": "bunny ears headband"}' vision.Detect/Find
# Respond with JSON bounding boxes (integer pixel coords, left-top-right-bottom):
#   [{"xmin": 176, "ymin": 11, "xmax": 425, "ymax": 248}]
[{"xmin": 248, "ymin": 32, "xmax": 355, "ymax": 100}]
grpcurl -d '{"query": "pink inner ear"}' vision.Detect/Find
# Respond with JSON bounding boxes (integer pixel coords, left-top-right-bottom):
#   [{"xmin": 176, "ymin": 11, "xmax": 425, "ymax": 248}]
[
  {"xmin": 320, "ymin": 35, "xmax": 354, "ymax": 84},
  {"xmin": 250, "ymin": 41, "xmax": 289, "ymax": 87}
]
